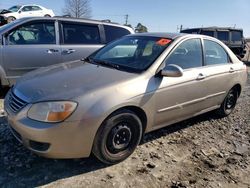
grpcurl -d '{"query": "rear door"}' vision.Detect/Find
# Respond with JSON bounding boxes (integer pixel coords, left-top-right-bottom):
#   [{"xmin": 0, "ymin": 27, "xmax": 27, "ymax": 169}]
[
  {"xmin": 19, "ymin": 6, "xmax": 34, "ymax": 18},
  {"xmin": 3, "ymin": 20, "xmax": 61, "ymax": 84},
  {"xmin": 198, "ymin": 39, "xmax": 238, "ymax": 108},
  {"xmin": 30, "ymin": 6, "xmax": 44, "ymax": 17},
  {"xmin": 60, "ymin": 21, "xmax": 104, "ymax": 62}
]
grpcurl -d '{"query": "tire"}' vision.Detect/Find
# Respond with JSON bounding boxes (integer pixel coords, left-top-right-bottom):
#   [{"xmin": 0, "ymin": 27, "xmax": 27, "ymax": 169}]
[
  {"xmin": 7, "ymin": 16, "xmax": 16, "ymax": 23},
  {"xmin": 216, "ymin": 87, "xmax": 239, "ymax": 117},
  {"xmin": 92, "ymin": 110, "xmax": 143, "ymax": 164},
  {"xmin": 44, "ymin": 14, "xmax": 51, "ymax": 17}
]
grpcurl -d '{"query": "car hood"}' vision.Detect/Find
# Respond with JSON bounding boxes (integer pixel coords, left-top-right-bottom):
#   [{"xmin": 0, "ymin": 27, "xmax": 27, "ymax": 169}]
[{"xmin": 13, "ymin": 61, "xmax": 138, "ymax": 103}]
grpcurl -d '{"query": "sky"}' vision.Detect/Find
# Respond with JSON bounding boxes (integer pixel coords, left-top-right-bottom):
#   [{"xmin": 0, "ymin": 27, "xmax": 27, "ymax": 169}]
[{"xmin": 0, "ymin": 0, "xmax": 250, "ymax": 37}]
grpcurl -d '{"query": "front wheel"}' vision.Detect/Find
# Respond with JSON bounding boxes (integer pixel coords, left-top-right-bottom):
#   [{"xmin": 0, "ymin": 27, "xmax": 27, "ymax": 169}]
[
  {"xmin": 216, "ymin": 88, "xmax": 238, "ymax": 117},
  {"xmin": 92, "ymin": 110, "xmax": 143, "ymax": 164},
  {"xmin": 44, "ymin": 14, "xmax": 51, "ymax": 17},
  {"xmin": 7, "ymin": 16, "xmax": 16, "ymax": 23}
]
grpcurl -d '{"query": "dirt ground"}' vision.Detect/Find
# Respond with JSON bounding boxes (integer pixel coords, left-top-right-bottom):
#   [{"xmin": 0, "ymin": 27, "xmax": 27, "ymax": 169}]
[{"xmin": 0, "ymin": 65, "xmax": 249, "ymax": 188}]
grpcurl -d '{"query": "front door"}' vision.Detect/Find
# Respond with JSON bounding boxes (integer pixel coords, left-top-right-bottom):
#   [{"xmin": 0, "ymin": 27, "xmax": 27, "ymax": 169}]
[
  {"xmin": 154, "ymin": 38, "xmax": 207, "ymax": 127},
  {"xmin": 3, "ymin": 21, "xmax": 61, "ymax": 85}
]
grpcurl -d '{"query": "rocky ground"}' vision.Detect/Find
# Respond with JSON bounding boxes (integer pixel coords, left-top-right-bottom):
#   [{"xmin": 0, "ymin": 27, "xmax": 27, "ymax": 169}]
[{"xmin": 0, "ymin": 66, "xmax": 249, "ymax": 188}]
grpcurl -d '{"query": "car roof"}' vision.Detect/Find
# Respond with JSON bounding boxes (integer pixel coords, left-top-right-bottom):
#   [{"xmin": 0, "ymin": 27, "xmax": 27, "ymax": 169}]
[
  {"xmin": 182, "ymin": 27, "xmax": 243, "ymax": 32},
  {"xmin": 10, "ymin": 17, "xmax": 133, "ymax": 31},
  {"xmin": 128, "ymin": 32, "xmax": 186, "ymax": 40}
]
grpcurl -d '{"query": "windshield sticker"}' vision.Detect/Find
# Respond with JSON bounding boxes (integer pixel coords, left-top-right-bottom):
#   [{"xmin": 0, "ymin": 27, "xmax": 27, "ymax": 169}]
[{"xmin": 156, "ymin": 38, "xmax": 172, "ymax": 46}]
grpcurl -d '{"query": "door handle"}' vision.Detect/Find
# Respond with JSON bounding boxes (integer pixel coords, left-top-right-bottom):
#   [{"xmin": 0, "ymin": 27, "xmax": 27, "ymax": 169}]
[
  {"xmin": 63, "ymin": 49, "xmax": 76, "ymax": 54},
  {"xmin": 196, "ymin": 73, "xmax": 206, "ymax": 80},
  {"xmin": 229, "ymin": 67, "xmax": 235, "ymax": 73},
  {"xmin": 47, "ymin": 49, "xmax": 59, "ymax": 54}
]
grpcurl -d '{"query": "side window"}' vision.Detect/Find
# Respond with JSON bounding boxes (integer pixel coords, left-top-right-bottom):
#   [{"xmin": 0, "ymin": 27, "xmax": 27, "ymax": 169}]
[
  {"xmin": 21, "ymin": 6, "xmax": 32, "ymax": 12},
  {"xmin": 7, "ymin": 22, "xmax": 56, "ymax": 45},
  {"xmin": 104, "ymin": 25, "xmax": 130, "ymax": 43},
  {"xmin": 204, "ymin": 40, "xmax": 229, "ymax": 65},
  {"xmin": 165, "ymin": 38, "xmax": 203, "ymax": 69},
  {"xmin": 217, "ymin": 31, "xmax": 229, "ymax": 41},
  {"xmin": 231, "ymin": 31, "xmax": 242, "ymax": 42},
  {"xmin": 31, "ymin": 6, "xmax": 42, "ymax": 11},
  {"xmin": 201, "ymin": 30, "xmax": 214, "ymax": 37},
  {"xmin": 62, "ymin": 23, "xmax": 101, "ymax": 44}
]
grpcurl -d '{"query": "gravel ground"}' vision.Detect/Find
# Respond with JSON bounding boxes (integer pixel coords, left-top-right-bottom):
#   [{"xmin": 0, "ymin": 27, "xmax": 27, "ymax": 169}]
[{"xmin": 0, "ymin": 66, "xmax": 249, "ymax": 188}]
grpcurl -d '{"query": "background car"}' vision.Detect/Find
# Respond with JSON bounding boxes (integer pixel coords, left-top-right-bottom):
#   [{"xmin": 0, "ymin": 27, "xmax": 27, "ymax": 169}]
[
  {"xmin": 0, "ymin": 17, "xmax": 134, "ymax": 88},
  {"xmin": 0, "ymin": 5, "xmax": 55, "ymax": 23},
  {"xmin": 4, "ymin": 33, "xmax": 247, "ymax": 164},
  {"xmin": 180, "ymin": 27, "xmax": 246, "ymax": 59}
]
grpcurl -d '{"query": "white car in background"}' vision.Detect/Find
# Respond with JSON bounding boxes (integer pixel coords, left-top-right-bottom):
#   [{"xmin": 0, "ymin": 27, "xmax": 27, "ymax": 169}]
[{"xmin": 2, "ymin": 5, "xmax": 55, "ymax": 23}]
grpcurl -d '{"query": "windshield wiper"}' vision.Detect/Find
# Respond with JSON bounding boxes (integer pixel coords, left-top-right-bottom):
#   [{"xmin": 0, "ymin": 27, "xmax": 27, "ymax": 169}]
[
  {"xmin": 92, "ymin": 59, "xmax": 120, "ymax": 70},
  {"xmin": 81, "ymin": 57, "xmax": 120, "ymax": 70}
]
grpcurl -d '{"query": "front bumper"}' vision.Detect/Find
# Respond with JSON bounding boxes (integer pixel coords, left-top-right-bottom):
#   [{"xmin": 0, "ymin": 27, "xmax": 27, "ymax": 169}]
[{"xmin": 5, "ymin": 104, "xmax": 99, "ymax": 159}]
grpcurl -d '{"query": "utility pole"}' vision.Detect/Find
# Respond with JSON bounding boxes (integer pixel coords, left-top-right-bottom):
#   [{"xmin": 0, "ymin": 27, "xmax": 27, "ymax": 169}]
[{"xmin": 125, "ymin": 14, "xmax": 129, "ymax": 25}]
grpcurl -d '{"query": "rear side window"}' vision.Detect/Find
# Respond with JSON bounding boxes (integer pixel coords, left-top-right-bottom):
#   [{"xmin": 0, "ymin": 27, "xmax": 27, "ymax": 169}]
[
  {"xmin": 62, "ymin": 23, "xmax": 101, "ymax": 45},
  {"xmin": 165, "ymin": 38, "xmax": 203, "ymax": 69},
  {"xmin": 180, "ymin": 29, "xmax": 199, "ymax": 34},
  {"xmin": 7, "ymin": 22, "xmax": 56, "ymax": 45},
  {"xmin": 217, "ymin": 31, "xmax": 229, "ymax": 41},
  {"xmin": 31, "ymin": 6, "xmax": 42, "ymax": 11},
  {"xmin": 231, "ymin": 31, "xmax": 242, "ymax": 42},
  {"xmin": 104, "ymin": 25, "xmax": 130, "ymax": 43},
  {"xmin": 201, "ymin": 30, "xmax": 214, "ymax": 37},
  {"xmin": 204, "ymin": 40, "xmax": 229, "ymax": 65},
  {"xmin": 22, "ymin": 6, "xmax": 32, "ymax": 12}
]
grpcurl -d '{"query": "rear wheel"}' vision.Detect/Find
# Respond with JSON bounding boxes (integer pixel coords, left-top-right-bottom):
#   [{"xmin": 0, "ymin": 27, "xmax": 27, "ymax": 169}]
[
  {"xmin": 216, "ymin": 88, "xmax": 238, "ymax": 117},
  {"xmin": 92, "ymin": 110, "xmax": 142, "ymax": 164}
]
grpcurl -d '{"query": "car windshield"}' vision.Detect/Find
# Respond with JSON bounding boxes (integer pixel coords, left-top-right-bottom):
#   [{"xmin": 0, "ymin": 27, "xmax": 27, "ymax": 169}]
[
  {"xmin": 8, "ymin": 5, "xmax": 21, "ymax": 12},
  {"xmin": 90, "ymin": 36, "xmax": 172, "ymax": 73}
]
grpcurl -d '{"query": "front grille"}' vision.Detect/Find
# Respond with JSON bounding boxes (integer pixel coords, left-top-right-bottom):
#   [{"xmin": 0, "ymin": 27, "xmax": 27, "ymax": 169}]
[{"xmin": 7, "ymin": 90, "xmax": 28, "ymax": 113}]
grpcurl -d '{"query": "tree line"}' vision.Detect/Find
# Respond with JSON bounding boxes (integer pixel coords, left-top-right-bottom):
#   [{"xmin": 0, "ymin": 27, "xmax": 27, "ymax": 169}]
[{"xmin": 63, "ymin": 0, "xmax": 148, "ymax": 33}]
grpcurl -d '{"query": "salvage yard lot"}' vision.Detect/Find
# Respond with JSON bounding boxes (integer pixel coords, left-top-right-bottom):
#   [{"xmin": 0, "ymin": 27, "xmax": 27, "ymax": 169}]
[{"xmin": 0, "ymin": 66, "xmax": 249, "ymax": 188}]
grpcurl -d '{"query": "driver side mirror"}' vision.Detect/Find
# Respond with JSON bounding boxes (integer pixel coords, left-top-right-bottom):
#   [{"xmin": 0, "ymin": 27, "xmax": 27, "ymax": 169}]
[{"xmin": 161, "ymin": 64, "xmax": 183, "ymax": 77}]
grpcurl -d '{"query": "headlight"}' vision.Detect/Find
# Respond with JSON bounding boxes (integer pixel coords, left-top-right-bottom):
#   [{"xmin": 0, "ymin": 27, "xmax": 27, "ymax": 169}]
[{"xmin": 28, "ymin": 101, "xmax": 77, "ymax": 123}]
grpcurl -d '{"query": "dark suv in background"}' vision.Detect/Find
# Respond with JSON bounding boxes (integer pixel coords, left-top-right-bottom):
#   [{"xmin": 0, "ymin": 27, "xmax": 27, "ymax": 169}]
[
  {"xmin": 181, "ymin": 27, "xmax": 246, "ymax": 59},
  {"xmin": 0, "ymin": 17, "xmax": 134, "ymax": 88}
]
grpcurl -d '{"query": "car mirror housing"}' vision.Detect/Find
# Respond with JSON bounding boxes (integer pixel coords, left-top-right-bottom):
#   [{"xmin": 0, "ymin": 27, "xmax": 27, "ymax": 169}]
[{"xmin": 161, "ymin": 64, "xmax": 183, "ymax": 77}]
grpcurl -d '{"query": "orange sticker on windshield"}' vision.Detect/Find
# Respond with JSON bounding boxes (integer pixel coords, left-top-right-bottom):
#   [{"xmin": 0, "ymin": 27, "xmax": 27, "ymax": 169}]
[{"xmin": 156, "ymin": 38, "xmax": 171, "ymax": 46}]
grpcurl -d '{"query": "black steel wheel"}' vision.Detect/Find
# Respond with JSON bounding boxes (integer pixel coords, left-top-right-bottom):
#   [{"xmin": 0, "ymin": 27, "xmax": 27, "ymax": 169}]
[
  {"xmin": 216, "ymin": 88, "xmax": 238, "ymax": 117},
  {"xmin": 92, "ymin": 110, "xmax": 142, "ymax": 164}
]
